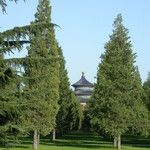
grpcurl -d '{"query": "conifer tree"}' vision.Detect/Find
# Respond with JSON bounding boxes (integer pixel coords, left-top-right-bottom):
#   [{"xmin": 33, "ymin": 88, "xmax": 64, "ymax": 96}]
[
  {"xmin": 0, "ymin": 0, "xmax": 59, "ymax": 149},
  {"xmin": 56, "ymin": 46, "xmax": 71, "ymax": 135},
  {"xmin": 56, "ymin": 46, "xmax": 83, "ymax": 135},
  {"xmin": 24, "ymin": 0, "xmax": 59, "ymax": 149},
  {"xmin": 143, "ymin": 72, "xmax": 150, "ymax": 110},
  {"xmin": 129, "ymin": 67, "xmax": 149, "ymax": 136},
  {"xmin": 69, "ymin": 90, "xmax": 83, "ymax": 131},
  {"xmin": 0, "ymin": 53, "xmax": 24, "ymax": 147},
  {"xmin": 88, "ymin": 14, "xmax": 149, "ymax": 150}
]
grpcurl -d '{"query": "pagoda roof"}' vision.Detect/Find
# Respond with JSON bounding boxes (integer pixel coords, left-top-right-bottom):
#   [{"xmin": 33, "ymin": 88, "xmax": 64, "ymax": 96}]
[{"xmin": 72, "ymin": 72, "xmax": 94, "ymax": 88}]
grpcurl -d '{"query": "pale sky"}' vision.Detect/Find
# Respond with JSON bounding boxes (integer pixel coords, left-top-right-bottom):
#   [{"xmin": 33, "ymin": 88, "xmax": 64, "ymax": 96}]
[{"xmin": 1, "ymin": 0, "xmax": 150, "ymax": 84}]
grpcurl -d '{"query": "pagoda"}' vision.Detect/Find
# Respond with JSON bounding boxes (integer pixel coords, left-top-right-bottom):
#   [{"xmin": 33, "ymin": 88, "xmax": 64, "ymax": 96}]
[{"xmin": 72, "ymin": 72, "xmax": 94, "ymax": 106}]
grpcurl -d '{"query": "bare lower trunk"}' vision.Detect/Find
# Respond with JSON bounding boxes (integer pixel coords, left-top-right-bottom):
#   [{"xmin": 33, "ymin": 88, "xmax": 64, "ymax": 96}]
[
  {"xmin": 52, "ymin": 129, "xmax": 56, "ymax": 141},
  {"xmin": 117, "ymin": 134, "xmax": 121, "ymax": 150},
  {"xmin": 114, "ymin": 134, "xmax": 121, "ymax": 150},
  {"xmin": 37, "ymin": 130, "xmax": 40, "ymax": 146},
  {"xmin": 33, "ymin": 130, "xmax": 38, "ymax": 150},
  {"xmin": 114, "ymin": 136, "xmax": 117, "ymax": 148}
]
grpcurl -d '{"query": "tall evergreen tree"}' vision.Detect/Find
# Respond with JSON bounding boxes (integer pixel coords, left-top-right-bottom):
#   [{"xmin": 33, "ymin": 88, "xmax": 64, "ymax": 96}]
[
  {"xmin": 143, "ymin": 72, "xmax": 150, "ymax": 110},
  {"xmin": 0, "ymin": 0, "xmax": 60, "ymax": 149},
  {"xmin": 129, "ymin": 67, "xmax": 149, "ymax": 136},
  {"xmin": 56, "ymin": 46, "xmax": 83, "ymax": 135},
  {"xmin": 56, "ymin": 46, "xmax": 71, "ymax": 135},
  {"xmin": 69, "ymin": 90, "xmax": 83, "ymax": 131},
  {"xmin": 24, "ymin": 0, "xmax": 59, "ymax": 149},
  {"xmin": 88, "ymin": 14, "xmax": 149, "ymax": 150}
]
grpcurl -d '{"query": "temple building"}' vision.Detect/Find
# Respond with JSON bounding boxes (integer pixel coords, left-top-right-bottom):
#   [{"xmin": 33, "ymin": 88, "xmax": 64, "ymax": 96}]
[{"xmin": 72, "ymin": 72, "xmax": 94, "ymax": 106}]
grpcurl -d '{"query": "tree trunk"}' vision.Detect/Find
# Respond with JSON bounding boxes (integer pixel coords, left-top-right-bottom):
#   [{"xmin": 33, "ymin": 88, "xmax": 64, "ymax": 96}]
[
  {"xmin": 37, "ymin": 130, "xmax": 40, "ymax": 146},
  {"xmin": 114, "ymin": 136, "xmax": 117, "ymax": 148},
  {"xmin": 52, "ymin": 129, "xmax": 56, "ymax": 141},
  {"xmin": 114, "ymin": 134, "xmax": 121, "ymax": 150},
  {"xmin": 33, "ymin": 130, "xmax": 38, "ymax": 150},
  {"xmin": 117, "ymin": 134, "xmax": 121, "ymax": 150}
]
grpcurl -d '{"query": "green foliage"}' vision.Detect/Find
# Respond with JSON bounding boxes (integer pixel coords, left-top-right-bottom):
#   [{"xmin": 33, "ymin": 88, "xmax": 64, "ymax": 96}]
[
  {"xmin": 0, "ymin": 0, "xmax": 84, "ymax": 147},
  {"xmin": 23, "ymin": 0, "xmax": 59, "ymax": 136},
  {"xmin": 69, "ymin": 91, "xmax": 83, "ymax": 130},
  {"xmin": 0, "ymin": 54, "xmax": 25, "ymax": 147},
  {"xmin": 0, "ymin": 1, "xmax": 60, "ymax": 147},
  {"xmin": 143, "ymin": 72, "xmax": 150, "ymax": 110},
  {"xmin": 0, "ymin": 22, "xmax": 58, "ymax": 53},
  {"xmin": 56, "ymin": 46, "xmax": 71, "ymax": 134},
  {"xmin": 35, "ymin": 0, "xmax": 51, "ymax": 23},
  {"xmin": 56, "ymin": 46, "xmax": 83, "ymax": 134},
  {"xmin": 0, "ymin": 0, "xmax": 25, "ymax": 12},
  {"xmin": 129, "ymin": 68, "xmax": 149, "ymax": 136},
  {"xmin": 88, "ymin": 14, "xmax": 149, "ymax": 138}
]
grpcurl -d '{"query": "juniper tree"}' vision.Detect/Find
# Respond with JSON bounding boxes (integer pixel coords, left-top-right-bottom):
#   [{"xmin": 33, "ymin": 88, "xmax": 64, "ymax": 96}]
[
  {"xmin": 56, "ymin": 46, "xmax": 71, "ymax": 135},
  {"xmin": 69, "ymin": 90, "xmax": 83, "ymax": 131},
  {"xmin": 130, "ymin": 67, "xmax": 149, "ymax": 136},
  {"xmin": 143, "ymin": 72, "xmax": 150, "ymax": 110},
  {"xmin": 88, "ymin": 14, "xmax": 149, "ymax": 150},
  {"xmin": 24, "ymin": 0, "xmax": 59, "ymax": 149},
  {"xmin": 56, "ymin": 47, "xmax": 83, "ymax": 135}
]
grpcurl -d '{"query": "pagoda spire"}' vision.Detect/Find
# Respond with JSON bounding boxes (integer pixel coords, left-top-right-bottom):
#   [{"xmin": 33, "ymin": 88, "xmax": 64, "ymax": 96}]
[{"xmin": 82, "ymin": 72, "xmax": 85, "ymax": 77}]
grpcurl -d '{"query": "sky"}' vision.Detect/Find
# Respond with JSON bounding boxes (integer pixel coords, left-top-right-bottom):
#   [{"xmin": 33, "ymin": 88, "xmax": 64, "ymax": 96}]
[{"xmin": 0, "ymin": 0, "xmax": 150, "ymax": 84}]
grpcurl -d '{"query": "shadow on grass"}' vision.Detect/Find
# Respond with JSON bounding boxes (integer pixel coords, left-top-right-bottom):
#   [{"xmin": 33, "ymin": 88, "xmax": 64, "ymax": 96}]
[
  {"xmin": 122, "ymin": 135, "xmax": 150, "ymax": 148},
  {"xmin": 8, "ymin": 137, "xmax": 33, "ymax": 149},
  {"xmin": 40, "ymin": 132, "xmax": 114, "ymax": 149},
  {"xmin": 39, "ymin": 132, "xmax": 150, "ymax": 149},
  {"xmin": 3, "ymin": 132, "xmax": 150, "ymax": 149},
  {"xmin": 13, "ymin": 145, "xmax": 31, "ymax": 149}
]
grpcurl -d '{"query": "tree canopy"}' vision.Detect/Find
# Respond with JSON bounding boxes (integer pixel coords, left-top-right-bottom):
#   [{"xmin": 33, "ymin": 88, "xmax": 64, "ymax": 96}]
[
  {"xmin": 25, "ymin": 0, "xmax": 60, "ymax": 149},
  {"xmin": 143, "ymin": 72, "xmax": 150, "ymax": 110},
  {"xmin": 88, "ymin": 14, "xmax": 149, "ymax": 150},
  {"xmin": 56, "ymin": 45, "xmax": 83, "ymax": 135}
]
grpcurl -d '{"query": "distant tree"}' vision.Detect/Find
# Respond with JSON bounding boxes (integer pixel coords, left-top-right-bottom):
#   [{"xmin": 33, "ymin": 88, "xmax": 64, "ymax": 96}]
[
  {"xmin": 56, "ymin": 46, "xmax": 83, "ymax": 136},
  {"xmin": 56, "ymin": 46, "xmax": 71, "ymax": 135},
  {"xmin": 82, "ymin": 107, "xmax": 91, "ymax": 132},
  {"xmin": 143, "ymin": 72, "xmax": 150, "ymax": 110},
  {"xmin": 69, "ymin": 90, "xmax": 83, "ymax": 131},
  {"xmin": 129, "ymin": 67, "xmax": 149, "ymax": 136},
  {"xmin": 88, "ymin": 14, "xmax": 149, "ymax": 150}
]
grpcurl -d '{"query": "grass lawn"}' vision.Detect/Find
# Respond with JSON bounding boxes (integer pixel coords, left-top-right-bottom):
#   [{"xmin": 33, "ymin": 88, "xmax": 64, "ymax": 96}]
[{"xmin": 1, "ymin": 132, "xmax": 150, "ymax": 150}]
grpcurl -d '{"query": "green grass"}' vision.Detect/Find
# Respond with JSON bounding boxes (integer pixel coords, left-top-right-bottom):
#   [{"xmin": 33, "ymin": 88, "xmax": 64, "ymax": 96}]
[{"xmin": 1, "ymin": 132, "xmax": 150, "ymax": 150}]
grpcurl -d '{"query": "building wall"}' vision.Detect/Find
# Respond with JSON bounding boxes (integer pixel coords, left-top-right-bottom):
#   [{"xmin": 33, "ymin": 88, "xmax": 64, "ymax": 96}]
[{"xmin": 74, "ymin": 86, "xmax": 94, "ymax": 104}]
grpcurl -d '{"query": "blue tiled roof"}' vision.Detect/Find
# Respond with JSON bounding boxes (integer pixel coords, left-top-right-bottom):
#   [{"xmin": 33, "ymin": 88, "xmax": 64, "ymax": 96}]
[{"xmin": 72, "ymin": 72, "xmax": 94, "ymax": 88}]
